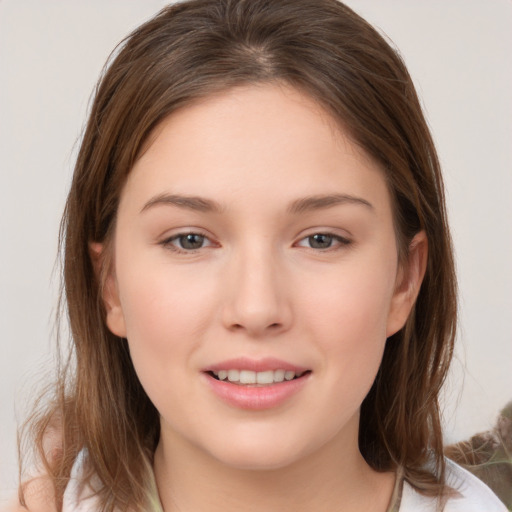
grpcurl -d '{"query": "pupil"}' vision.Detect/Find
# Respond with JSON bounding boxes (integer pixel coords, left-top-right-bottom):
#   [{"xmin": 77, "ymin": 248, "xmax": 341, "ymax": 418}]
[
  {"xmin": 310, "ymin": 234, "xmax": 332, "ymax": 249},
  {"xmin": 181, "ymin": 234, "xmax": 204, "ymax": 249}
]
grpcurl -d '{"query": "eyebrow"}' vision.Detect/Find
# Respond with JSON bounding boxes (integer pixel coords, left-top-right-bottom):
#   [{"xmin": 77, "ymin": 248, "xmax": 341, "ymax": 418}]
[
  {"xmin": 287, "ymin": 194, "xmax": 374, "ymax": 214},
  {"xmin": 140, "ymin": 192, "xmax": 374, "ymax": 215},
  {"xmin": 140, "ymin": 193, "xmax": 224, "ymax": 214}
]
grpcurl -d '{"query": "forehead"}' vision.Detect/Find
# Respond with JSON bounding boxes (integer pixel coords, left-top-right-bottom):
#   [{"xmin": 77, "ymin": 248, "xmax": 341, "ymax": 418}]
[{"xmin": 122, "ymin": 83, "xmax": 391, "ymax": 215}]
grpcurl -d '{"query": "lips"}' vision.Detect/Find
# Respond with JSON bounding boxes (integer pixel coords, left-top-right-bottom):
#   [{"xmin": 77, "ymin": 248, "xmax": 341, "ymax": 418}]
[
  {"xmin": 202, "ymin": 357, "xmax": 311, "ymax": 409},
  {"xmin": 204, "ymin": 357, "xmax": 309, "ymax": 374}
]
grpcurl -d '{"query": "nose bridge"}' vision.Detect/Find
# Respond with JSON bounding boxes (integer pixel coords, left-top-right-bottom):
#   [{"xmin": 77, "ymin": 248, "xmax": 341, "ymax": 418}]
[{"xmin": 222, "ymin": 238, "xmax": 291, "ymax": 335}]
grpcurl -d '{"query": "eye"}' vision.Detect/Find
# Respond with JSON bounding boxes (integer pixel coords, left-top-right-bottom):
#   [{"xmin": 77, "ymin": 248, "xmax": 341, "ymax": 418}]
[
  {"xmin": 296, "ymin": 233, "xmax": 351, "ymax": 250},
  {"xmin": 162, "ymin": 232, "xmax": 214, "ymax": 252}
]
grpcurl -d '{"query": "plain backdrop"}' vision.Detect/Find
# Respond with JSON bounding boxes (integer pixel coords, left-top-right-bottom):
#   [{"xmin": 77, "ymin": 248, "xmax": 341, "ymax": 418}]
[{"xmin": 1, "ymin": 0, "xmax": 511, "ymax": 501}]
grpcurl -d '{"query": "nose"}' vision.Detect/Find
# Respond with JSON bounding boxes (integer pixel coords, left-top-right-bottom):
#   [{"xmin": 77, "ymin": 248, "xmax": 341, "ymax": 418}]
[{"xmin": 221, "ymin": 245, "xmax": 292, "ymax": 337}]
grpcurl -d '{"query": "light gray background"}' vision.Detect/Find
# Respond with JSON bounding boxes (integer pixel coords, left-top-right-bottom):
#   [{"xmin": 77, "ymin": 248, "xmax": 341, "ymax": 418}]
[{"xmin": 1, "ymin": 0, "xmax": 511, "ymax": 502}]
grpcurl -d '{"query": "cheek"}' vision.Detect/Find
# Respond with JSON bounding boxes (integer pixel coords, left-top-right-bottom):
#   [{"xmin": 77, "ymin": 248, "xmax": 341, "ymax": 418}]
[
  {"xmin": 115, "ymin": 261, "xmax": 218, "ymax": 378},
  {"xmin": 115, "ymin": 264, "xmax": 223, "ymax": 427},
  {"xmin": 302, "ymin": 255, "xmax": 396, "ymax": 345},
  {"xmin": 297, "ymin": 250, "xmax": 397, "ymax": 401}
]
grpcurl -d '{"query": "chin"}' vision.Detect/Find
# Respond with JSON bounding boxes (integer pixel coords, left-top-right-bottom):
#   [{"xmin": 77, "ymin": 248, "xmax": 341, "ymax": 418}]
[
  {"xmin": 215, "ymin": 450, "xmax": 302, "ymax": 472},
  {"xmin": 205, "ymin": 432, "xmax": 316, "ymax": 472}
]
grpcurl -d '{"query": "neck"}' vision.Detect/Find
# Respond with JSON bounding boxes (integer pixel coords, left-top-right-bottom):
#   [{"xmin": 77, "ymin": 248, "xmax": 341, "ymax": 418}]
[{"xmin": 153, "ymin": 418, "xmax": 395, "ymax": 512}]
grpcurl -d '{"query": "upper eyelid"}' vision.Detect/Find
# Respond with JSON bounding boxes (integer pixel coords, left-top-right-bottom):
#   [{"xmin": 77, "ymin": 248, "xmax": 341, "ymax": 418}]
[
  {"xmin": 159, "ymin": 227, "xmax": 212, "ymax": 241},
  {"xmin": 167, "ymin": 232, "xmax": 210, "ymax": 242},
  {"xmin": 295, "ymin": 233, "xmax": 351, "ymax": 247},
  {"xmin": 294, "ymin": 228, "xmax": 353, "ymax": 242},
  {"xmin": 158, "ymin": 230, "xmax": 216, "ymax": 253}
]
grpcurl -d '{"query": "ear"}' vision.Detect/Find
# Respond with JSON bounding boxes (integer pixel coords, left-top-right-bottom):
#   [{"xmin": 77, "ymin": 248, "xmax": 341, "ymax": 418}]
[
  {"xmin": 89, "ymin": 242, "xmax": 127, "ymax": 338},
  {"xmin": 386, "ymin": 231, "xmax": 428, "ymax": 337}
]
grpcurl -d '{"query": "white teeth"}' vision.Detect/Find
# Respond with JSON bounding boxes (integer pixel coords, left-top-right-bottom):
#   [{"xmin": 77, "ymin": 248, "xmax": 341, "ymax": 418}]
[
  {"xmin": 212, "ymin": 369, "xmax": 304, "ymax": 384},
  {"xmin": 227, "ymin": 369, "xmax": 240, "ymax": 382},
  {"xmin": 256, "ymin": 370, "xmax": 274, "ymax": 384},
  {"xmin": 274, "ymin": 369, "xmax": 285, "ymax": 382},
  {"xmin": 239, "ymin": 370, "xmax": 256, "ymax": 384}
]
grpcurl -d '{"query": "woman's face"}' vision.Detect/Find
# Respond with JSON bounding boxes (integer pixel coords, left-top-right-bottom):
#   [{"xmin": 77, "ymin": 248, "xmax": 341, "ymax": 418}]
[{"xmin": 102, "ymin": 84, "xmax": 424, "ymax": 470}]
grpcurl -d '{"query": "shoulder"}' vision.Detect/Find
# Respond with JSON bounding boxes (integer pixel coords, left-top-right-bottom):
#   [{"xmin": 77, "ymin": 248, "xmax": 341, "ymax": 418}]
[
  {"xmin": 399, "ymin": 458, "xmax": 507, "ymax": 512},
  {"xmin": 443, "ymin": 458, "xmax": 508, "ymax": 511},
  {"xmin": 61, "ymin": 450, "xmax": 101, "ymax": 512},
  {"xmin": 9, "ymin": 452, "xmax": 101, "ymax": 512},
  {"xmin": 3, "ymin": 477, "xmax": 57, "ymax": 512}
]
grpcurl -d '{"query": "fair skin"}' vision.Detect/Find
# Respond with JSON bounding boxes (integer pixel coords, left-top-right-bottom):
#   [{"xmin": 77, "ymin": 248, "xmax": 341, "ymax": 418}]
[
  {"xmin": 98, "ymin": 84, "xmax": 427, "ymax": 511},
  {"xmin": 16, "ymin": 83, "xmax": 425, "ymax": 512}
]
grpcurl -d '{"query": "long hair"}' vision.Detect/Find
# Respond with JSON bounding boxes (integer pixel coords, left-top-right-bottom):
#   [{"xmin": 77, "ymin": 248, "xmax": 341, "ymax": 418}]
[{"xmin": 20, "ymin": 1, "xmax": 457, "ymax": 510}]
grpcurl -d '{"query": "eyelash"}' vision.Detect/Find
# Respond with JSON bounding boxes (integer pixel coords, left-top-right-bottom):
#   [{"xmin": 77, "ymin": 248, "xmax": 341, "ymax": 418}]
[
  {"xmin": 160, "ymin": 231, "xmax": 214, "ymax": 253},
  {"xmin": 295, "ymin": 233, "xmax": 352, "ymax": 251},
  {"xmin": 160, "ymin": 231, "xmax": 352, "ymax": 254}
]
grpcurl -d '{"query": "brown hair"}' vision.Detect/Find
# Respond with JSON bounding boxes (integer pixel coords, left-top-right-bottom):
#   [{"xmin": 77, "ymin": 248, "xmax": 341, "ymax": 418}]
[{"xmin": 20, "ymin": 0, "xmax": 457, "ymax": 510}]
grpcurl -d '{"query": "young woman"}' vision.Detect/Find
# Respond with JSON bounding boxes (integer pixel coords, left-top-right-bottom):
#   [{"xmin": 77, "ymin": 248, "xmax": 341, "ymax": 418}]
[{"xmin": 15, "ymin": 1, "xmax": 507, "ymax": 511}]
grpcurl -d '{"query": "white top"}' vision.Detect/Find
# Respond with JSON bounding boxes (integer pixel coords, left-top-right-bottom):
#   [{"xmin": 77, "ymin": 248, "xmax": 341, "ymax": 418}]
[
  {"xmin": 62, "ymin": 452, "xmax": 507, "ymax": 512},
  {"xmin": 399, "ymin": 458, "xmax": 507, "ymax": 512}
]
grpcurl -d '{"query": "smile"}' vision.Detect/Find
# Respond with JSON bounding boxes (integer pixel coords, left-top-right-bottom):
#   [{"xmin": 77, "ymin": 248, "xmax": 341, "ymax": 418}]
[
  {"xmin": 203, "ymin": 359, "xmax": 312, "ymax": 410},
  {"xmin": 209, "ymin": 369, "xmax": 306, "ymax": 385}
]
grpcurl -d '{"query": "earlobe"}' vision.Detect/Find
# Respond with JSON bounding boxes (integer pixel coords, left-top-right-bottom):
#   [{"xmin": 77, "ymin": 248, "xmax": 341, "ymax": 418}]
[
  {"xmin": 386, "ymin": 231, "xmax": 428, "ymax": 337},
  {"xmin": 89, "ymin": 242, "xmax": 127, "ymax": 338}
]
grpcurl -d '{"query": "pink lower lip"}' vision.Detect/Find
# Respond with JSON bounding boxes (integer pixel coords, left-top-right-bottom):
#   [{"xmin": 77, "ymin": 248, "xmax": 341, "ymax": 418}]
[{"xmin": 203, "ymin": 372, "xmax": 310, "ymax": 410}]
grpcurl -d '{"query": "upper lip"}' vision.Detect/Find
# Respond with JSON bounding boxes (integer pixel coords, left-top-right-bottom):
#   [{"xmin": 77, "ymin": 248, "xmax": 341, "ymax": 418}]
[{"xmin": 203, "ymin": 357, "xmax": 309, "ymax": 373}]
